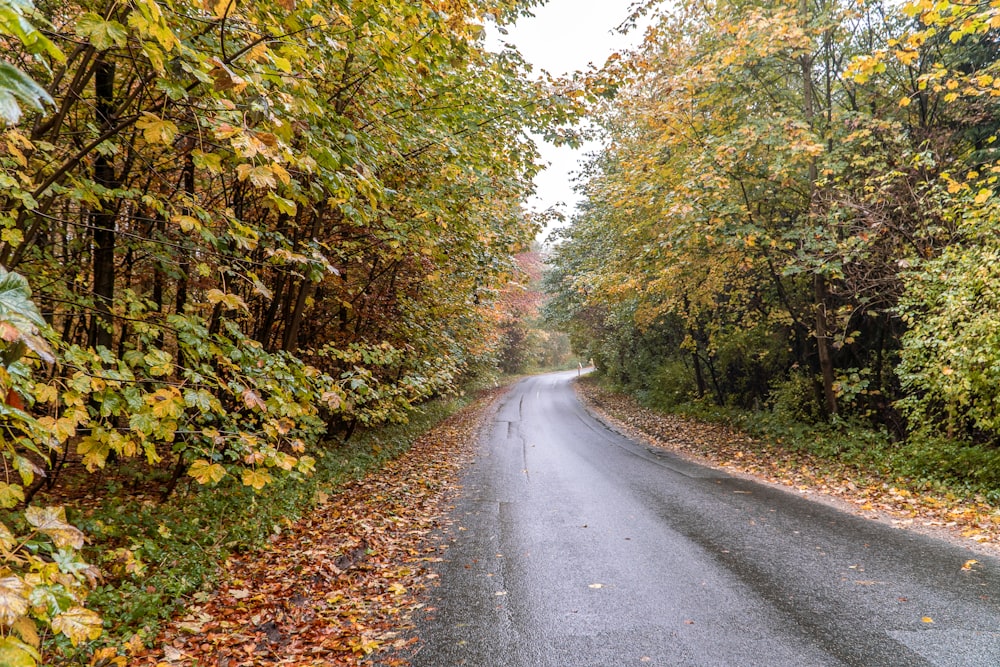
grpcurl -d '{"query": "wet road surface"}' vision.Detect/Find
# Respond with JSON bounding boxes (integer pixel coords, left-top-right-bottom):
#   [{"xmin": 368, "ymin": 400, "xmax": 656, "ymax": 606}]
[{"xmin": 405, "ymin": 371, "xmax": 1000, "ymax": 666}]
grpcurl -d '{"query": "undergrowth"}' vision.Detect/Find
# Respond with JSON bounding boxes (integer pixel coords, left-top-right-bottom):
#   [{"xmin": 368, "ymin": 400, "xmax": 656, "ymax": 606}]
[{"xmin": 53, "ymin": 394, "xmax": 473, "ymax": 661}]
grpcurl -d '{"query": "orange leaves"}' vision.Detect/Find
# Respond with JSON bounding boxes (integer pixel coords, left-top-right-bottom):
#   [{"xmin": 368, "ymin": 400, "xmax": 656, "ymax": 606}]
[{"xmin": 131, "ymin": 387, "xmax": 501, "ymax": 666}]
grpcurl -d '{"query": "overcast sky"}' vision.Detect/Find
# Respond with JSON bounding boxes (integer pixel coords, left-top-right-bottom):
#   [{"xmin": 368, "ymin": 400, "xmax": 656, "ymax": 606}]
[{"xmin": 489, "ymin": 0, "xmax": 647, "ymax": 233}]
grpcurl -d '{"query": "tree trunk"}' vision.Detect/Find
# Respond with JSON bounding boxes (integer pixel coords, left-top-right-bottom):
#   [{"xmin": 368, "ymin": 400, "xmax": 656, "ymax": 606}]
[
  {"xmin": 692, "ymin": 349, "xmax": 706, "ymax": 399},
  {"xmin": 89, "ymin": 55, "xmax": 118, "ymax": 351},
  {"xmin": 814, "ymin": 274, "xmax": 838, "ymax": 416},
  {"xmin": 799, "ymin": 0, "xmax": 837, "ymax": 416}
]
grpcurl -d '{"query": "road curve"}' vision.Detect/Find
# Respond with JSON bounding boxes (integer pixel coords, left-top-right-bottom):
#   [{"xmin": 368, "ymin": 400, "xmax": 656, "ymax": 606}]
[{"xmin": 403, "ymin": 371, "xmax": 1000, "ymax": 667}]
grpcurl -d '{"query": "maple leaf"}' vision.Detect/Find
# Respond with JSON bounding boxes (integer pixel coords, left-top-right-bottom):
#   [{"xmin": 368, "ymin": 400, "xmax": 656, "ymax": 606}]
[
  {"xmin": 135, "ymin": 113, "xmax": 178, "ymax": 145},
  {"xmin": 24, "ymin": 506, "xmax": 84, "ymax": 549},
  {"xmin": 51, "ymin": 607, "xmax": 103, "ymax": 646},
  {"xmin": 241, "ymin": 468, "xmax": 272, "ymax": 490},
  {"xmin": 188, "ymin": 459, "xmax": 227, "ymax": 485},
  {"xmin": 0, "ymin": 577, "xmax": 29, "ymax": 626}
]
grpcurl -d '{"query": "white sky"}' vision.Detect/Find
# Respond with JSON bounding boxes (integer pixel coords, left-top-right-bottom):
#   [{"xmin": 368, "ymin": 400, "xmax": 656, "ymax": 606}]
[{"xmin": 489, "ymin": 0, "xmax": 648, "ymax": 236}]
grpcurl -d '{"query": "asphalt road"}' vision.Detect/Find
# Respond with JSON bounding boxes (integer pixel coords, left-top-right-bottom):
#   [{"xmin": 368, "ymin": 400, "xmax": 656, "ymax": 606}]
[{"xmin": 404, "ymin": 371, "xmax": 1000, "ymax": 667}]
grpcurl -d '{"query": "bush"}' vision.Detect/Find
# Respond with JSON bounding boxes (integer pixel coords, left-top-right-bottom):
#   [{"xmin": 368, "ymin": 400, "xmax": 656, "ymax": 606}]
[
  {"xmin": 643, "ymin": 358, "xmax": 697, "ymax": 410},
  {"xmin": 768, "ymin": 370, "xmax": 825, "ymax": 425}
]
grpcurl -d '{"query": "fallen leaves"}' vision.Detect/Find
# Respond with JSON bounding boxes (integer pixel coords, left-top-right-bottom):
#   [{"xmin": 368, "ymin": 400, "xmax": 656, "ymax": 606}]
[
  {"xmin": 129, "ymin": 388, "xmax": 503, "ymax": 667},
  {"xmin": 576, "ymin": 381, "xmax": 1000, "ymax": 553}
]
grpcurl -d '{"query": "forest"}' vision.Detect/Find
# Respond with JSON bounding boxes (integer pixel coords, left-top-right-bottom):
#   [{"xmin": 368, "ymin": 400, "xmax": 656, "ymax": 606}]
[
  {"xmin": 547, "ymin": 0, "xmax": 1000, "ymax": 495},
  {"xmin": 0, "ymin": 0, "xmax": 572, "ymax": 663},
  {"xmin": 3, "ymin": 0, "xmax": 1000, "ymax": 662}
]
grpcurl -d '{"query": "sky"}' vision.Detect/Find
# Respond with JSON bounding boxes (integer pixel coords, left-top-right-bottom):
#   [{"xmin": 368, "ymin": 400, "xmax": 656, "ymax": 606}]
[{"xmin": 488, "ymin": 0, "xmax": 648, "ymax": 234}]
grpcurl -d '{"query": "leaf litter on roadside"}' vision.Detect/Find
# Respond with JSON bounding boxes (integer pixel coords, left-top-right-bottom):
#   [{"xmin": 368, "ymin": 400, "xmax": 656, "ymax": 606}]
[
  {"xmin": 575, "ymin": 381, "xmax": 1000, "ymax": 552},
  {"xmin": 130, "ymin": 388, "xmax": 502, "ymax": 667}
]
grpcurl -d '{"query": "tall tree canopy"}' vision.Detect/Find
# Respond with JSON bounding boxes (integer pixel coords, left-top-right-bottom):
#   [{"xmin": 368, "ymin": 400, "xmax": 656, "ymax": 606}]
[
  {"xmin": 547, "ymin": 0, "xmax": 1000, "ymax": 440},
  {"xmin": 0, "ymin": 0, "xmax": 584, "ymax": 660}
]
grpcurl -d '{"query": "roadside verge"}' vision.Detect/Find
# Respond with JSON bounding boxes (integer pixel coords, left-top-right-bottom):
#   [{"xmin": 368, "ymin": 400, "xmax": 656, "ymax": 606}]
[
  {"xmin": 129, "ymin": 386, "xmax": 506, "ymax": 667},
  {"xmin": 574, "ymin": 379, "xmax": 1000, "ymax": 557}
]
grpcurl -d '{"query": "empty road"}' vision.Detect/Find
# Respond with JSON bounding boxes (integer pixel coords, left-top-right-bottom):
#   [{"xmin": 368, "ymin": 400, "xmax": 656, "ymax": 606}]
[{"xmin": 407, "ymin": 371, "xmax": 1000, "ymax": 666}]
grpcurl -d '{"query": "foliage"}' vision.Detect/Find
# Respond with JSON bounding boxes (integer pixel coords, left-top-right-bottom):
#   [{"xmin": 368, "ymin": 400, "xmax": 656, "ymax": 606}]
[
  {"xmin": 546, "ymin": 0, "xmax": 1000, "ymax": 459},
  {"xmin": 896, "ymin": 241, "xmax": 1000, "ymax": 438},
  {"xmin": 0, "ymin": 269, "xmax": 99, "ymax": 667},
  {"xmin": 0, "ymin": 0, "xmax": 584, "ymax": 661},
  {"xmin": 0, "ymin": 0, "xmax": 60, "ymax": 124}
]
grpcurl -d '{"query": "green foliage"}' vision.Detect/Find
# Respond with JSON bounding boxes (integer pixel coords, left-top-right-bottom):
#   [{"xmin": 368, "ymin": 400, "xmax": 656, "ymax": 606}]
[
  {"xmin": 896, "ymin": 242, "xmax": 1000, "ymax": 440},
  {"xmin": 0, "ymin": 0, "xmax": 582, "ymax": 661},
  {"xmin": 0, "ymin": 269, "xmax": 99, "ymax": 667},
  {"xmin": 0, "ymin": 0, "xmax": 60, "ymax": 124},
  {"xmin": 891, "ymin": 434, "xmax": 1000, "ymax": 503},
  {"xmin": 644, "ymin": 359, "xmax": 697, "ymax": 410},
  {"xmin": 769, "ymin": 371, "xmax": 824, "ymax": 426}
]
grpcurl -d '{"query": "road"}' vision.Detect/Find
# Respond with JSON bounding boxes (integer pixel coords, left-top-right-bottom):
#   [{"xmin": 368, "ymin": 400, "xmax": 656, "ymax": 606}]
[{"xmin": 404, "ymin": 371, "xmax": 1000, "ymax": 666}]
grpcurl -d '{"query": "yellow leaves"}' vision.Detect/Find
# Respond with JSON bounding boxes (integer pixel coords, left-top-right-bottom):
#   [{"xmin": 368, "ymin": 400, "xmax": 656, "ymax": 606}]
[
  {"xmin": 89, "ymin": 647, "xmax": 126, "ymax": 667},
  {"xmin": 171, "ymin": 214, "xmax": 201, "ymax": 232},
  {"xmin": 188, "ymin": 459, "xmax": 227, "ymax": 485},
  {"xmin": 11, "ymin": 617, "xmax": 38, "ymax": 649},
  {"xmin": 144, "ymin": 348, "xmax": 173, "ymax": 376},
  {"xmin": 146, "ymin": 387, "xmax": 183, "ymax": 419},
  {"xmin": 236, "ymin": 163, "xmax": 289, "ymax": 189},
  {"xmin": 0, "ymin": 522, "xmax": 16, "ymax": 552},
  {"xmin": 135, "ymin": 113, "xmax": 178, "ymax": 145},
  {"xmin": 349, "ymin": 634, "xmax": 380, "ymax": 656},
  {"xmin": 241, "ymin": 468, "xmax": 272, "ymax": 490},
  {"xmin": 25, "ymin": 506, "xmax": 85, "ymax": 549},
  {"xmin": 236, "ymin": 164, "xmax": 275, "ymax": 189},
  {"xmin": 50, "ymin": 607, "xmax": 103, "ymax": 646},
  {"xmin": 206, "ymin": 288, "xmax": 249, "ymax": 312},
  {"xmin": 192, "ymin": 149, "xmax": 223, "ymax": 174},
  {"xmin": 208, "ymin": 0, "xmax": 236, "ymax": 20},
  {"xmin": 899, "ymin": 96, "xmax": 912, "ymax": 108},
  {"xmin": 961, "ymin": 559, "xmax": 978, "ymax": 571},
  {"xmin": 77, "ymin": 435, "xmax": 110, "ymax": 471},
  {"xmin": 297, "ymin": 455, "xmax": 316, "ymax": 474},
  {"xmin": 0, "ymin": 577, "xmax": 29, "ymax": 628},
  {"xmin": 921, "ymin": 616, "xmax": 934, "ymax": 623},
  {"xmin": 902, "ymin": 0, "xmax": 928, "ymax": 18},
  {"xmin": 0, "ymin": 635, "xmax": 41, "ymax": 667},
  {"xmin": 36, "ymin": 414, "xmax": 79, "ymax": 444},
  {"xmin": 0, "ymin": 483, "xmax": 24, "ymax": 509},
  {"xmin": 973, "ymin": 188, "xmax": 992, "ymax": 205},
  {"xmin": 844, "ymin": 53, "xmax": 886, "ymax": 84}
]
